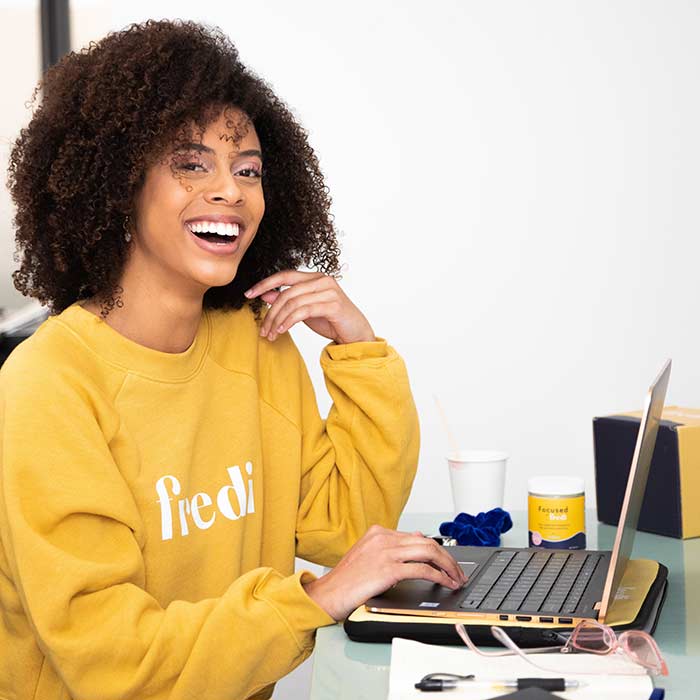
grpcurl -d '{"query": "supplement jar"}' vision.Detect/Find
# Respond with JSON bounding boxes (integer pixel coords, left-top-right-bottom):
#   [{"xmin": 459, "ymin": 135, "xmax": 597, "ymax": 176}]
[{"xmin": 528, "ymin": 476, "xmax": 586, "ymax": 549}]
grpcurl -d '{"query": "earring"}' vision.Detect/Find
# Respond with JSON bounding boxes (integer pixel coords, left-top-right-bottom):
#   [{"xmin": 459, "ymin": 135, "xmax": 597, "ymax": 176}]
[{"xmin": 123, "ymin": 216, "xmax": 132, "ymax": 243}]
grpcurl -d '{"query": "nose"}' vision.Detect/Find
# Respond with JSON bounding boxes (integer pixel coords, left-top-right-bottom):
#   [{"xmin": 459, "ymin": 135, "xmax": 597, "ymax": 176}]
[{"xmin": 203, "ymin": 167, "xmax": 244, "ymax": 206}]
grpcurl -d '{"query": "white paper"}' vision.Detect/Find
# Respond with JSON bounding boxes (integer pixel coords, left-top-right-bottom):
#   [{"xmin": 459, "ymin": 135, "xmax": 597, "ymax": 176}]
[{"xmin": 388, "ymin": 638, "xmax": 653, "ymax": 699}]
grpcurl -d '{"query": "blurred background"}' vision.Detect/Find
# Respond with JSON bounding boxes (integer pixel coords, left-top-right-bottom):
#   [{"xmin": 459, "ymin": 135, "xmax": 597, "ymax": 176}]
[{"xmin": 2, "ymin": 1, "xmax": 698, "ymax": 695}]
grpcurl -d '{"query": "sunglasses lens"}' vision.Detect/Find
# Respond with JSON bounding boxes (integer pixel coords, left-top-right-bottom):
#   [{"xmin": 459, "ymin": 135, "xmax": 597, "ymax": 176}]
[
  {"xmin": 572, "ymin": 623, "xmax": 610, "ymax": 652},
  {"xmin": 623, "ymin": 634, "xmax": 667, "ymax": 675}
]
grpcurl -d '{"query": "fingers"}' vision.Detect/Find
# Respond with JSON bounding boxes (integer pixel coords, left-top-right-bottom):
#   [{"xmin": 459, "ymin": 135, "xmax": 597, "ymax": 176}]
[
  {"xmin": 270, "ymin": 296, "xmax": 339, "ymax": 340},
  {"xmin": 261, "ymin": 287, "xmax": 337, "ymax": 339},
  {"xmin": 253, "ymin": 272, "xmax": 337, "ymax": 339},
  {"xmin": 248, "ymin": 269, "xmax": 374, "ymax": 345},
  {"xmin": 402, "ymin": 562, "xmax": 463, "ymax": 590},
  {"xmin": 245, "ymin": 270, "xmax": 325, "ymax": 300},
  {"xmin": 313, "ymin": 526, "xmax": 468, "ymax": 619},
  {"xmin": 260, "ymin": 290, "xmax": 280, "ymax": 305},
  {"xmin": 395, "ymin": 542, "xmax": 467, "ymax": 587},
  {"xmin": 362, "ymin": 526, "xmax": 466, "ymax": 586}
]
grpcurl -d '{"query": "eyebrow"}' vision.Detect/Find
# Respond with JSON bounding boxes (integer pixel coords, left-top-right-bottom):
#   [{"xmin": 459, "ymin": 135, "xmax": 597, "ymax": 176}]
[{"xmin": 176, "ymin": 142, "xmax": 263, "ymax": 160}]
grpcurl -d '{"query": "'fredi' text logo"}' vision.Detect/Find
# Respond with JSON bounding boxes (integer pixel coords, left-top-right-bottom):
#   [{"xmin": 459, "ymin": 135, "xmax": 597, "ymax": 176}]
[{"xmin": 155, "ymin": 463, "xmax": 255, "ymax": 540}]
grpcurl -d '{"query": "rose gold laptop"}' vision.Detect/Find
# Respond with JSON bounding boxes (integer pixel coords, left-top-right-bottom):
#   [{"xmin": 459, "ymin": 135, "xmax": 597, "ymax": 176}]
[{"xmin": 365, "ymin": 360, "xmax": 671, "ymax": 627}]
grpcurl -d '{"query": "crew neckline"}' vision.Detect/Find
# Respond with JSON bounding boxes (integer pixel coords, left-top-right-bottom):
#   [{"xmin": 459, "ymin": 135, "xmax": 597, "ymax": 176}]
[{"xmin": 54, "ymin": 302, "xmax": 211, "ymax": 381}]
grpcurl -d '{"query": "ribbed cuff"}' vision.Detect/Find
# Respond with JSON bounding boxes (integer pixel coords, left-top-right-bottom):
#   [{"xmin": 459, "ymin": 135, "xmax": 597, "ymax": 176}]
[{"xmin": 322, "ymin": 337, "xmax": 389, "ymax": 362}]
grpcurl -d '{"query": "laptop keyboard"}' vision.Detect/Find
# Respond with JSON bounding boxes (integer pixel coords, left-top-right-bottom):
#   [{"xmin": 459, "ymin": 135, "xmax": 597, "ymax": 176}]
[{"xmin": 459, "ymin": 550, "xmax": 601, "ymax": 614}]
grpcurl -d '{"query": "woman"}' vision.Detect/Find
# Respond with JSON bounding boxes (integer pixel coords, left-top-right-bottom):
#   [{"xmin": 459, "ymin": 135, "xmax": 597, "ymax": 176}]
[{"xmin": 0, "ymin": 20, "xmax": 466, "ymax": 700}]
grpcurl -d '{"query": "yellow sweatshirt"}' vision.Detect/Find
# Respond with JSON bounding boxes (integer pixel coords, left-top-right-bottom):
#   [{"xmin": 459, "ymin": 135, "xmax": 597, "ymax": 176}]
[{"xmin": 0, "ymin": 302, "xmax": 419, "ymax": 700}]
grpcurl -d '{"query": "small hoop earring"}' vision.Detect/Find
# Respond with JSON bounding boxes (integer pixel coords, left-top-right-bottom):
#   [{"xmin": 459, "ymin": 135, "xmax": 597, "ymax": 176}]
[{"xmin": 124, "ymin": 216, "xmax": 132, "ymax": 243}]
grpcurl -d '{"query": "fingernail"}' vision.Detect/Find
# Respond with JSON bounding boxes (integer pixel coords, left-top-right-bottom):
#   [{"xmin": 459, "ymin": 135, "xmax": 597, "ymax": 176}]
[
  {"xmin": 244, "ymin": 289, "xmax": 253, "ymax": 298},
  {"xmin": 276, "ymin": 325, "xmax": 284, "ymax": 333},
  {"xmin": 259, "ymin": 327, "xmax": 267, "ymax": 337}
]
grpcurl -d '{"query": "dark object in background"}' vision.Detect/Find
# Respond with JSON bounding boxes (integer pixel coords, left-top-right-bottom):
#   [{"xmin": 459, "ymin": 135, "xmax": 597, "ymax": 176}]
[
  {"xmin": 41, "ymin": 0, "xmax": 71, "ymax": 74},
  {"xmin": 0, "ymin": 303, "xmax": 49, "ymax": 368},
  {"xmin": 0, "ymin": 334, "xmax": 31, "ymax": 368},
  {"xmin": 485, "ymin": 688, "xmax": 564, "ymax": 700},
  {"xmin": 593, "ymin": 409, "xmax": 700, "ymax": 539}
]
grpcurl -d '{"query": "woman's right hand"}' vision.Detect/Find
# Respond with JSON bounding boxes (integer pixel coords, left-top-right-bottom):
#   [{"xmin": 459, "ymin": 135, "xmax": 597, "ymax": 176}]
[{"xmin": 302, "ymin": 525, "xmax": 468, "ymax": 621}]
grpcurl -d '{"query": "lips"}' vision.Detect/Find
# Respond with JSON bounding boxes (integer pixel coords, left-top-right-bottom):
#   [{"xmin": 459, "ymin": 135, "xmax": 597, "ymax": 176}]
[
  {"xmin": 186, "ymin": 224, "xmax": 241, "ymax": 256},
  {"xmin": 183, "ymin": 214, "xmax": 248, "ymax": 257}
]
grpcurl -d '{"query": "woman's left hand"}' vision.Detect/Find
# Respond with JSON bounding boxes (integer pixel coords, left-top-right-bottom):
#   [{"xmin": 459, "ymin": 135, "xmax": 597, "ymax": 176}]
[{"xmin": 245, "ymin": 270, "xmax": 375, "ymax": 344}]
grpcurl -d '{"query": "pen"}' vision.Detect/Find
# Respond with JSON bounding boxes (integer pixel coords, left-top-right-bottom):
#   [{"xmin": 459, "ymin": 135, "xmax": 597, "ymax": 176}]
[{"xmin": 414, "ymin": 676, "xmax": 583, "ymax": 692}]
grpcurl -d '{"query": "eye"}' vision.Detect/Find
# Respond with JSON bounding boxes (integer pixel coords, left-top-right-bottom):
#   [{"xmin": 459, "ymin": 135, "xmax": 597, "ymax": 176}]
[
  {"xmin": 178, "ymin": 161, "xmax": 207, "ymax": 172},
  {"xmin": 236, "ymin": 166, "xmax": 263, "ymax": 178}
]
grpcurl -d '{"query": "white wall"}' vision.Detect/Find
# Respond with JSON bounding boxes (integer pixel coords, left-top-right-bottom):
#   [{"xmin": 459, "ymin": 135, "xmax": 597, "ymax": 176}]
[{"xmin": 5, "ymin": 1, "xmax": 700, "ymax": 517}]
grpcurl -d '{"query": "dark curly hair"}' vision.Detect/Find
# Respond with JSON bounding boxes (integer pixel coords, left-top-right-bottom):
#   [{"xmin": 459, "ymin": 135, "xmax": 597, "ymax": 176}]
[{"xmin": 7, "ymin": 19, "xmax": 341, "ymax": 317}]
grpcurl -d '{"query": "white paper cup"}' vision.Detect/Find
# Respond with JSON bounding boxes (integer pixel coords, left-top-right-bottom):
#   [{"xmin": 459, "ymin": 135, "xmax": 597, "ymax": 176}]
[{"xmin": 447, "ymin": 450, "xmax": 508, "ymax": 515}]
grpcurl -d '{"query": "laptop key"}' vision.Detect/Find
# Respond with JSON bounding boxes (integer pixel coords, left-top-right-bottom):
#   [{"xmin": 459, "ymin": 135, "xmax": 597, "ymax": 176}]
[
  {"xmin": 539, "ymin": 602, "xmax": 564, "ymax": 613},
  {"xmin": 502, "ymin": 586, "xmax": 534, "ymax": 611},
  {"xmin": 460, "ymin": 597, "xmax": 484, "ymax": 609},
  {"xmin": 562, "ymin": 555, "xmax": 602, "ymax": 613},
  {"xmin": 521, "ymin": 552, "xmax": 570, "ymax": 611},
  {"xmin": 540, "ymin": 553, "xmax": 588, "ymax": 612},
  {"xmin": 459, "ymin": 584, "xmax": 493, "ymax": 609},
  {"xmin": 458, "ymin": 552, "xmax": 518, "ymax": 609},
  {"xmin": 477, "ymin": 551, "xmax": 535, "ymax": 609},
  {"xmin": 501, "ymin": 554, "xmax": 551, "ymax": 609},
  {"xmin": 476, "ymin": 551, "xmax": 517, "ymax": 586},
  {"xmin": 481, "ymin": 594, "xmax": 507, "ymax": 610}
]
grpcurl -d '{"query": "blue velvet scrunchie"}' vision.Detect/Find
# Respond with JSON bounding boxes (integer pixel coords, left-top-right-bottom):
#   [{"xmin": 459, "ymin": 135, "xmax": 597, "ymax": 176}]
[{"xmin": 439, "ymin": 508, "xmax": 513, "ymax": 546}]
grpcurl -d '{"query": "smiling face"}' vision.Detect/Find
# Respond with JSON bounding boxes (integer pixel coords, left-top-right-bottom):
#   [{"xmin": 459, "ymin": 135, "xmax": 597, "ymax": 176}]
[{"xmin": 128, "ymin": 106, "xmax": 265, "ymax": 298}]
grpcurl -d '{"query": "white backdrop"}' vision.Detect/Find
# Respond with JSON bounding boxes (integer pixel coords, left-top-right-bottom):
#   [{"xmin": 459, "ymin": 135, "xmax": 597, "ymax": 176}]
[{"xmin": 6, "ymin": 0, "xmax": 700, "ymax": 514}]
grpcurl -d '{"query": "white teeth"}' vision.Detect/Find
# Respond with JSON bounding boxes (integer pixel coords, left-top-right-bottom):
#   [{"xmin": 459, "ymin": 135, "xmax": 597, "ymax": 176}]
[{"xmin": 188, "ymin": 221, "xmax": 240, "ymax": 236}]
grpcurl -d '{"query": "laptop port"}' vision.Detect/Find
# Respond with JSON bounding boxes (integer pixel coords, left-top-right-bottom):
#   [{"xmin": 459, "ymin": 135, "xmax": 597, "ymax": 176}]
[
  {"xmin": 499, "ymin": 614, "xmax": 509, "ymax": 621},
  {"xmin": 515, "ymin": 615, "xmax": 532, "ymax": 622},
  {"xmin": 558, "ymin": 617, "xmax": 573, "ymax": 624},
  {"xmin": 539, "ymin": 617, "xmax": 554, "ymax": 623}
]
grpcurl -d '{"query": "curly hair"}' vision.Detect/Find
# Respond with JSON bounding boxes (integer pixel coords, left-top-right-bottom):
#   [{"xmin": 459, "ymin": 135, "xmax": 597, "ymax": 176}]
[{"xmin": 7, "ymin": 19, "xmax": 341, "ymax": 317}]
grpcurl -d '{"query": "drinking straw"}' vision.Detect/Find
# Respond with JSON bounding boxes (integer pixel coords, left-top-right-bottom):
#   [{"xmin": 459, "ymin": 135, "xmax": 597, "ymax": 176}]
[{"xmin": 433, "ymin": 395, "xmax": 459, "ymax": 455}]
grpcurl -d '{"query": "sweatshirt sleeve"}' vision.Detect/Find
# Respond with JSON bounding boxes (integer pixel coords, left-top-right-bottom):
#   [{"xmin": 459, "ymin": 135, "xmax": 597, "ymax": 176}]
[
  {"xmin": 0, "ymin": 362, "xmax": 334, "ymax": 700},
  {"xmin": 293, "ymin": 338, "xmax": 420, "ymax": 567}
]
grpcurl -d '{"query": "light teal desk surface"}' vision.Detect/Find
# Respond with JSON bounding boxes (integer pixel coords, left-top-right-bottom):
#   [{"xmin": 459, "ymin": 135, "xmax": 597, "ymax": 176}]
[{"xmin": 310, "ymin": 511, "xmax": 699, "ymax": 699}]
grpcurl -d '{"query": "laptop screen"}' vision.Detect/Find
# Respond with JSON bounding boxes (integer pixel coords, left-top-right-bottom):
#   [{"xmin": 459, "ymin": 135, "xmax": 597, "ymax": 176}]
[{"xmin": 599, "ymin": 359, "xmax": 671, "ymax": 620}]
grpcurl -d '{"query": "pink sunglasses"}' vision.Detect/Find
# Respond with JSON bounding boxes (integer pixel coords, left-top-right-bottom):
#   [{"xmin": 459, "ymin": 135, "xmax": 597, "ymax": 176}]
[{"xmin": 456, "ymin": 619, "xmax": 668, "ymax": 677}]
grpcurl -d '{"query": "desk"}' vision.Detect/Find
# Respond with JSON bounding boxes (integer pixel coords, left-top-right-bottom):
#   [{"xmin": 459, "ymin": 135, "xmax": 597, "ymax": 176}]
[{"xmin": 310, "ymin": 511, "xmax": 699, "ymax": 699}]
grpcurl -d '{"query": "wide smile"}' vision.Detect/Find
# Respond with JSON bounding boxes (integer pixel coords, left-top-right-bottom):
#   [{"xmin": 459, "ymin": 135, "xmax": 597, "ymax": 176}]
[{"xmin": 185, "ymin": 220, "xmax": 242, "ymax": 256}]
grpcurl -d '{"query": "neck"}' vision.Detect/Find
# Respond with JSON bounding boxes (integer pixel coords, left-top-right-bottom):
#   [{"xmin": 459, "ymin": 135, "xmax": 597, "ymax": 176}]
[{"xmin": 82, "ymin": 274, "xmax": 205, "ymax": 354}]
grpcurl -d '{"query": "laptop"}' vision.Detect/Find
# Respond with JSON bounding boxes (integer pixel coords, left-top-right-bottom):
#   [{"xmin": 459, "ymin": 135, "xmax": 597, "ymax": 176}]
[{"xmin": 365, "ymin": 359, "xmax": 671, "ymax": 627}]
